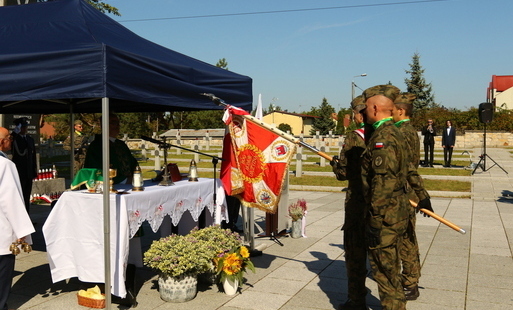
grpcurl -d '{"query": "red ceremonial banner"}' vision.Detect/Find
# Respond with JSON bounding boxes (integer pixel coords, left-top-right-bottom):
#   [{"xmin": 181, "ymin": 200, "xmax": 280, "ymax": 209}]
[{"xmin": 220, "ymin": 107, "xmax": 296, "ymax": 213}]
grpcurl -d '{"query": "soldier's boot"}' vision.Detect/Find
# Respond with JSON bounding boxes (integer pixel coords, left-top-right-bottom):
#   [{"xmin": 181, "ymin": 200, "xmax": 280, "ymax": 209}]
[
  {"xmin": 337, "ymin": 299, "xmax": 368, "ymax": 310},
  {"xmin": 403, "ymin": 285, "xmax": 419, "ymax": 301}
]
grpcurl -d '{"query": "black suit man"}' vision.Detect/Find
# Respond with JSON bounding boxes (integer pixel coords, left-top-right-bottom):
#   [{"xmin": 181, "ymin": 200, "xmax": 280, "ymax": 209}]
[
  {"xmin": 442, "ymin": 120, "xmax": 456, "ymax": 167},
  {"xmin": 421, "ymin": 119, "xmax": 436, "ymax": 167},
  {"xmin": 11, "ymin": 117, "xmax": 37, "ymax": 214}
]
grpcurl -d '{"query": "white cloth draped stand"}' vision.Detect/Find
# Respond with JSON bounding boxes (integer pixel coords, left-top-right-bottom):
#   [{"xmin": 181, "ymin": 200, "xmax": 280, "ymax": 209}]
[{"xmin": 42, "ymin": 178, "xmax": 227, "ymax": 297}]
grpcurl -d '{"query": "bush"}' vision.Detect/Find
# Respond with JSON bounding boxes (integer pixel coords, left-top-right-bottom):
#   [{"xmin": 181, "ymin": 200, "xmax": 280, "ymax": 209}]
[
  {"xmin": 143, "ymin": 234, "xmax": 213, "ymax": 277},
  {"xmin": 277, "ymin": 123, "xmax": 293, "ymax": 134}
]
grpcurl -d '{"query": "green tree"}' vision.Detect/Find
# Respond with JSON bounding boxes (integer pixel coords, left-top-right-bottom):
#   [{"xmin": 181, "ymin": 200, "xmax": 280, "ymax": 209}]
[
  {"xmin": 263, "ymin": 102, "xmax": 282, "ymax": 115},
  {"xmin": 188, "ymin": 110, "xmax": 225, "ymax": 129},
  {"xmin": 306, "ymin": 106, "xmax": 319, "ymax": 117},
  {"xmin": 41, "ymin": 0, "xmax": 120, "ymax": 16},
  {"xmin": 405, "ymin": 52, "xmax": 436, "ymax": 111},
  {"xmin": 335, "ymin": 107, "xmax": 352, "ymax": 135},
  {"xmin": 86, "ymin": 0, "xmax": 120, "ymax": 15},
  {"xmin": 277, "ymin": 123, "xmax": 292, "ymax": 134},
  {"xmin": 310, "ymin": 98, "xmax": 336, "ymax": 135},
  {"xmin": 216, "ymin": 58, "xmax": 229, "ymax": 70},
  {"xmin": 45, "ymin": 113, "xmax": 102, "ymax": 141},
  {"xmin": 118, "ymin": 113, "xmax": 152, "ymax": 138}
]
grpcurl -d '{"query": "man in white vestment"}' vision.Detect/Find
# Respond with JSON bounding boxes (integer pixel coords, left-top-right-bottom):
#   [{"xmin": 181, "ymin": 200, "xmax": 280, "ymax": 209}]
[{"xmin": 0, "ymin": 127, "xmax": 35, "ymax": 310}]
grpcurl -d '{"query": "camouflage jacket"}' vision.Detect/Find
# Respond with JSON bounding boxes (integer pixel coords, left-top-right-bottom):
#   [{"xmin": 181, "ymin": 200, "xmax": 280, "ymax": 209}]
[
  {"xmin": 361, "ymin": 120, "xmax": 409, "ymax": 229},
  {"xmin": 332, "ymin": 128, "xmax": 365, "ymax": 186},
  {"xmin": 333, "ymin": 128, "xmax": 366, "ymax": 229},
  {"xmin": 396, "ymin": 121, "xmax": 429, "ymax": 203},
  {"xmin": 63, "ymin": 131, "xmax": 87, "ymax": 158}
]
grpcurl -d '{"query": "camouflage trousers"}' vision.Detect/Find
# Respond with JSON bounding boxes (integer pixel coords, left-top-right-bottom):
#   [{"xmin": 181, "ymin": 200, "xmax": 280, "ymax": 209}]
[
  {"xmin": 368, "ymin": 219, "xmax": 408, "ymax": 310},
  {"xmin": 343, "ymin": 221, "xmax": 367, "ymax": 303},
  {"xmin": 400, "ymin": 214, "xmax": 421, "ymax": 289},
  {"xmin": 73, "ymin": 156, "xmax": 85, "ymax": 175}
]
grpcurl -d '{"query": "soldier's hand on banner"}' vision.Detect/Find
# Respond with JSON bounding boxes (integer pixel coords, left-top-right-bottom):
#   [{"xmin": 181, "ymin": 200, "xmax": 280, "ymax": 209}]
[
  {"xmin": 417, "ymin": 198, "xmax": 434, "ymax": 217},
  {"xmin": 365, "ymin": 226, "xmax": 381, "ymax": 248},
  {"xmin": 329, "ymin": 155, "xmax": 339, "ymax": 167}
]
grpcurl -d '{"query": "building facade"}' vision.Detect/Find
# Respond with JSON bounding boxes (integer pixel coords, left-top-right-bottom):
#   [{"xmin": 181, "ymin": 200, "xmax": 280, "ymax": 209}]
[
  {"xmin": 262, "ymin": 111, "xmax": 319, "ymax": 135},
  {"xmin": 488, "ymin": 75, "xmax": 513, "ymax": 110}
]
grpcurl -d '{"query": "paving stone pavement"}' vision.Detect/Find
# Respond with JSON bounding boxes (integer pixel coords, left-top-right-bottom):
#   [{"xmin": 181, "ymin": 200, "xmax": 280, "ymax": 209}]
[{"xmin": 6, "ymin": 147, "xmax": 513, "ymax": 309}]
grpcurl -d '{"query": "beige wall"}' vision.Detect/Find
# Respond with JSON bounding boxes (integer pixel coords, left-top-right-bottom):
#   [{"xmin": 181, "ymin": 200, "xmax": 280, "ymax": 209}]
[
  {"xmin": 263, "ymin": 113, "xmax": 305, "ymax": 135},
  {"xmin": 494, "ymin": 87, "xmax": 513, "ymax": 110},
  {"xmin": 302, "ymin": 118, "xmax": 315, "ymax": 135}
]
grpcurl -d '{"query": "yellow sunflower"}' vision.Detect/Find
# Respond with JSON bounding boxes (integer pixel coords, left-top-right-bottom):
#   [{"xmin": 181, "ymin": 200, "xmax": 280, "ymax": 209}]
[{"xmin": 239, "ymin": 246, "xmax": 250, "ymax": 258}]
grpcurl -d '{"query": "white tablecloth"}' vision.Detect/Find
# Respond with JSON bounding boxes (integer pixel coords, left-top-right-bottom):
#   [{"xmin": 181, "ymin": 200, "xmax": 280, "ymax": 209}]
[{"xmin": 42, "ymin": 178, "xmax": 227, "ymax": 297}]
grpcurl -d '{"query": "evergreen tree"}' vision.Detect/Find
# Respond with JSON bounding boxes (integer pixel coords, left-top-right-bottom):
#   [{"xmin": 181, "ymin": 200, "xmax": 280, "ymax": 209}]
[
  {"xmin": 335, "ymin": 107, "xmax": 352, "ymax": 135},
  {"xmin": 118, "ymin": 113, "xmax": 152, "ymax": 138},
  {"xmin": 310, "ymin": 98, "xmax": 336, "ymax": 135},
  {"xmin": 216, "ymin": 58, "xmax": 229, "ymax": 70},
  {"xmin": 404, "ymin": 52, "xmax": 435, "ymax": 111}
]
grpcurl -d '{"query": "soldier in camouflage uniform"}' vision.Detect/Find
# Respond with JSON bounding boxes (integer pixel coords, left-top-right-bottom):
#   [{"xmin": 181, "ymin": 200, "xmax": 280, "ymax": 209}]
[
  {"xmin": 330, "ymin": 95, "xmax": 368, "ymax": 310},
  {"xmin": 63, "ymin": 120, "xmax": 88, "ymax": 175},
  {"xmin": 360, "ymin": 85, "xmax": 409, "ymax": 310},
  {"xmin": 393, "ymin": 93, "xmax": 434, "ymax": 301}
]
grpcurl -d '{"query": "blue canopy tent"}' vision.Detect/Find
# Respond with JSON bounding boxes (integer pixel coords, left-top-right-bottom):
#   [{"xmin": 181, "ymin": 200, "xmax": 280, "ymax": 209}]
[
  {"xmin": 0, "ymin": 0, "xmax": 252, "ymax": 306},
  {"xmin": 0, "ymin": 0, "xmax": 252, "ymax": 113}
]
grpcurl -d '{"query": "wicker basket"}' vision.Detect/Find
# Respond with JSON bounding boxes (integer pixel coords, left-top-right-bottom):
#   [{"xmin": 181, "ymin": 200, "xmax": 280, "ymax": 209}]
[{"xmin": 77, "ymin": 293, "xmax": 106, "ymax": 309}]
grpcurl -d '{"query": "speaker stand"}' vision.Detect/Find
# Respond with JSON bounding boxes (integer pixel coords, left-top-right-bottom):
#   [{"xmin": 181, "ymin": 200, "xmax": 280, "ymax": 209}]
[{"xmin": 472, "ymin": 123, "xmax": 508, "ymax": 175}]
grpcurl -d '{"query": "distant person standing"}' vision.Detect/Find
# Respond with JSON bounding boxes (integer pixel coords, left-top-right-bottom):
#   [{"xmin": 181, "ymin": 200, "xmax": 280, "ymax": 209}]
[
  {"xmin": 11, "ymin": 117, "xmax": 37, "ymax": 214},
  {"xmin": 421, "ymin": 119, "xmax": 436, "ymax": 167},
  {"xmin": 63, "ymin": 120, "xmax": 88, "ymax": 175},
  {"xmin": 441, "ymin": 120, "xmax": 456, "ymax": 167}
]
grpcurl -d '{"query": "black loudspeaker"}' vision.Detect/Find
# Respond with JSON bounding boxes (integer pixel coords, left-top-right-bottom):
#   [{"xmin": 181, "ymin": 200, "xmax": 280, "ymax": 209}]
[{"xmin": 478, "ymin": 102, "xmax": 494, "ymax": 123}]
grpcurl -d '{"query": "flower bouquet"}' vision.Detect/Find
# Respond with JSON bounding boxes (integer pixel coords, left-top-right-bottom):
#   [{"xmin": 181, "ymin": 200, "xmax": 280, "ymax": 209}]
[
  {"xmin": 215, "ymin": 245, "xmax": 255, "ymax": 295},
  {"xmin": 189, "ymin": 225, "xmax": 243, "ymax": 257},
  {"xmin": 288, "ymin": 199, "xmax": 307, "ymax": 221},
  {"xmin": 288, "ymin": 199, "xmax": 308, "ymax": 238},
  {"xmin": 188, "ymin": 225, "xmax": 243, "ymax": 284}
]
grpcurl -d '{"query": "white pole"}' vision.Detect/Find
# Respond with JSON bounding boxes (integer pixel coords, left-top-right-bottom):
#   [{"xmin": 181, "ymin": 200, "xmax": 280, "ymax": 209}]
[{"xmin": 101, "ymin": 98, "xmax": 112, "ymax": 309}]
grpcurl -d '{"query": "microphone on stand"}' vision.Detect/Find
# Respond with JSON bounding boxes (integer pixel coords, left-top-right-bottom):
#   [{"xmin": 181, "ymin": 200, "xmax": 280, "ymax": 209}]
[
  {"xmin": 141, "ymin": 135, "xmax": 170, "ymax": 148},
  {"xmin": 141, "ymin": 135, "xmax": 173, "ymax": 186}
]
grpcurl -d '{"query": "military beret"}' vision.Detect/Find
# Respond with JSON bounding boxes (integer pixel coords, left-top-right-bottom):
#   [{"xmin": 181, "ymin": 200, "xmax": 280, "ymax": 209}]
[
  {"xmin": 13, "ymin": 117, "xmax": 29, "ymax": 127},
  {"xmin": 74, "ymin": 120, "xmax": 83, "ymax": 126},
  {"xmin": 363, "ymin": 84, "xmax": 400, "ymax": 102},
  {"xmin": 394, "ymin": 92, "xmax": 416, "ymax": 105},
  {"xmin": 351, "ymin": 95, "xmax": 366, "ymax": 112}
]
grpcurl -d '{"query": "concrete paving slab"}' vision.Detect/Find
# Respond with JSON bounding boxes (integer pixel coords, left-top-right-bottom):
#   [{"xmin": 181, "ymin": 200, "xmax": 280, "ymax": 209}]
[{"xmin": 5, "ymin": 147, "xmax": 513, "ymax": 309}]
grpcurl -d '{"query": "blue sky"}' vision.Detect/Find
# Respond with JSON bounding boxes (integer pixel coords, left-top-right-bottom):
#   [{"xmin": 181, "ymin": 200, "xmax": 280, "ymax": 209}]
[{"xmin": 110, "ymin": 0, "xmax": 513, "ymax": 113}]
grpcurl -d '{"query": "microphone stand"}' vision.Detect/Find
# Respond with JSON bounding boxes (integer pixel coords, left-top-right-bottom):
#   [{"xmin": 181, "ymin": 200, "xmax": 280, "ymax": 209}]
[
  {"xmin": 141, "ymin": 135, "xmax": 224, "ymax": 225},
  {"xmin": 158, "ymin": 136, "xmax": 174, "ymax": 186}
]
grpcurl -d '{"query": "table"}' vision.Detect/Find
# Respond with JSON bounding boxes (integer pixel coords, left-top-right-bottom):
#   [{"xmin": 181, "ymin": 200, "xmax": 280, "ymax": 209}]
[
  {"xmin": 42, "ymin": 178, "xmax": 227, "ymax": 297},
  {"xmin": 31, "ymin": 177, "xmax": 66, "ymax": 196}
]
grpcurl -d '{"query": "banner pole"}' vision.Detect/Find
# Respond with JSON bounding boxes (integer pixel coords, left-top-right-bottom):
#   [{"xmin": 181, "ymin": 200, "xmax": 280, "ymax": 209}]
[{"xmin": 201, "ymin": 93, "xmax": 465, "ymax": 234}]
